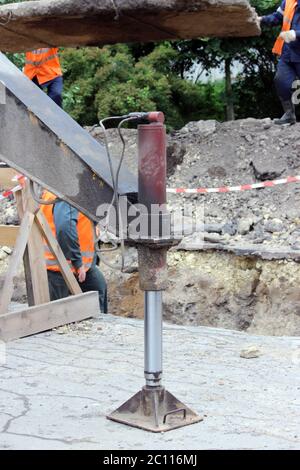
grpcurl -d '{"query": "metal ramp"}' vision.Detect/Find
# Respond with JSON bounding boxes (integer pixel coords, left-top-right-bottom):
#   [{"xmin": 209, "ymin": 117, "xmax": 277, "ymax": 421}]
[{"xmin": 0, "ymin": 52, "xmax": 137, "ymax": 223}]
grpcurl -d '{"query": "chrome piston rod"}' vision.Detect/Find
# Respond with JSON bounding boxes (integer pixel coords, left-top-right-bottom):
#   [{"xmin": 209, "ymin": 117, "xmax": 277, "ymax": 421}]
[{"xmin": 144, "ymin": 291, "xmax": 163, "ymax": 387}]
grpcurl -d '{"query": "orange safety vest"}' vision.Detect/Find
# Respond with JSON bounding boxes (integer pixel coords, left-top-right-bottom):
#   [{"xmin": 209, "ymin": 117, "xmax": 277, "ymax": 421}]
[
  {"xmin": 40, "ymin": 191, "xmax": 95, "ymax": 273},
  {"xmin": 24, "ymin": 48, "xmax": 62, "ymax": 85},
  {"xmin": 273, "ymin": 0, "xmax": 298, "ymax": 55}
]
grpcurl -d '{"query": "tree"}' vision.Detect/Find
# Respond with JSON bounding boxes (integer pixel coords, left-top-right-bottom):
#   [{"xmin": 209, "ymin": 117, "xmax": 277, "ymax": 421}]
[
  {"xmin": 2, "ymin": 0, "xmax": 283, "ymax": 126},
  {"xmin": 61, "ymin": 43, "xmax": 225, "ymax": 129},
  {"xmin": 170, "ymin": 0, "xmax": 281, "ymax": 121}
]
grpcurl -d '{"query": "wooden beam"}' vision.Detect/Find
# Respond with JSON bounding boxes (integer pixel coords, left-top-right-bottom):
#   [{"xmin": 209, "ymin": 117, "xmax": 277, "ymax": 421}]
[
  {"xmin": 14, "ymin": 189, "xmax": 34, "ymax": 306},
  {"xmin": 21, "ymin": 185, "xmax": 50, "ymax": 305},
  {"xmin": 0, "ymin": 168, "xmax": 18, "ymax": 190},
  {"xmin": 0, "ymin": 211, "xmax": 34, "ymax": 315},
  {"xmin": 26, "ymin": 220, "xmax": 51, "ymax": 305},
  {"xmin": 35, "ymin": 210, "xmax": 82, "ymax": 296},
  {"xmin": 0, "ymin": 292, "xmax": 100, "ymax": 342},
  {"xmin": 0, "ymin": 225, "xmax": 19, "ymax": 247}
]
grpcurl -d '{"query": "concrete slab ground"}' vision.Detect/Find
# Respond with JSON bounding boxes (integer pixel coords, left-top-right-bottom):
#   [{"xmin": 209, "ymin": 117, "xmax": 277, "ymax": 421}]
[{"xmin": 0, "ymin": 315, "xmax": 299, "ymax": 450}]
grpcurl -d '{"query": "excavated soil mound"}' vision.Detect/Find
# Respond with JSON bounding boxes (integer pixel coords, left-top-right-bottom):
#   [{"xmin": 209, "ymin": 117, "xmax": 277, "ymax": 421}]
[{"xmin": 2, "ymin": 118, "xmax": 300, "ymax": 335}]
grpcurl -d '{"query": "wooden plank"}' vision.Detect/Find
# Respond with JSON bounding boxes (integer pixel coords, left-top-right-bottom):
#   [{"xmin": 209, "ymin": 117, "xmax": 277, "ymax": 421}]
[
  {"xmin": 27, "ymin": 221, "xmax": 50, "ymax": 305},
  {"xmin": 21, "ymin": 184, "xmax": 50, "ymax": 305},
  {"xmin": 0, "ymin": 168, "xmax": 18, "ymax": 190},
  {"xmin": 0, "ymin": 225, "xmax": 19, "ymax": 247},
  {"xmin": 35, "ymin": 210, "xmax": 82, "ymax": 296},
  {"xmin": 0, "ymin": 211, "xmax": 34, "ymax": 315},
  {"xmin": 23, "ymin": 246, "xmax": 35, "ymax": 307},
  {"xmin": 15, "ymin": 189, "xmax": 35, "ymax": 307},
  {"xmin": 0, "ymin": 292, "xmax": 100, "ymax": 342}
]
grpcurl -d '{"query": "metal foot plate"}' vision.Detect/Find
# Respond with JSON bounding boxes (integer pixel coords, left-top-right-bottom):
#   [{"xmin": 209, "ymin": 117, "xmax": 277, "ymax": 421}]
[{"xmin": 107, "ymin": 386, "xmax": 203, "ymax": 433}]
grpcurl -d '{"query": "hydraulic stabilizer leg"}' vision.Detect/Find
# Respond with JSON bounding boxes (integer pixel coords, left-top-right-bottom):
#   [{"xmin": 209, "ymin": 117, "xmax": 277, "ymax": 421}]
[
  {"xmin": 107, "ymin": 113, "xmax": 202, "ymax": 432},
  {"xmin": 144, "ymin": 291, "xmax": 163, "ymax": 388},
  {"xmin": 107, "ymin": 289, "xmax": 202, "ymax": 432}
]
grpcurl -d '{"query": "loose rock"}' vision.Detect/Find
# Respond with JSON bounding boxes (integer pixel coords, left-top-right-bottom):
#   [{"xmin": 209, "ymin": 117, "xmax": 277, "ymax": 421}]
[{"xmin": 240, "ymin": 345, "xmax": 262, "ymax": 359}]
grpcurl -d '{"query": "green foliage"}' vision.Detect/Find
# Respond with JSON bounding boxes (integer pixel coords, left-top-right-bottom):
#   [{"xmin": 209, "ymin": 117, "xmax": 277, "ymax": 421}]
[
  {"xmin": 5, "ymin": 52, "xmax": 24, "ymax": 69},
  {"xmin": 2, "ymin": 0, "xmax": 285, "ymax": 125},
  {"xmin": 170, "ymin": 0, "xmax": 282, "ymax": 120},
  {"xmin": 0, "ymin": 0, "xmax": 29, "ymax": 4},
  {"xmin": 233, "ymin": 0, "xmax": 281, "ymax": 119},
  {"xmin": 61, "ymin": 43, "xmax": 225, "ymax": 129}
]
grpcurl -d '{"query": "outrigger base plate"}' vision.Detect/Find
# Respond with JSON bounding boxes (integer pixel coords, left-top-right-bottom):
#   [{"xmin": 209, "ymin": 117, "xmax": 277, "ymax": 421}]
[{"xmin": 107, "ymin": 386, "xmax": 203, "ymax": 433}]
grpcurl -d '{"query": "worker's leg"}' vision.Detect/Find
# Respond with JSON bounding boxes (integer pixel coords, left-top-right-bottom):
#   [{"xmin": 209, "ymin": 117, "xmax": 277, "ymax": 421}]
[
  {"xmin": 80, "ymin": 266, "xmax": 108, "ymax": 314},
  {"xmin": 32, "ymin": 76, "xmax": 42, "ymax": 89},
  {"xmin": 47, "ymin": 270, "xmax": 70, "ymax": 301},
  {"xmin": 275, "ymin": 60, "xmax": 297, "ymax": 100},
  {"xmin": 42, "ymin": 76, "xmax": 63, "ymax": 108},
  {"xmin": 274, "ymin": 60, "xmax": 297, "ymax": 125}
]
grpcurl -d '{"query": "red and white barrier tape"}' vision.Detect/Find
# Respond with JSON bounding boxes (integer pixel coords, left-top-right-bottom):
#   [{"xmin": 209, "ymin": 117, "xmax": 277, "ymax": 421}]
[
  {"xmin": 0, "ymin": 174, "xmax": 26, "ymax": 203},
  {"xmin": 166, "ymin": 175, "xmax": 300, "ymax": 194},
  {"xmin": 2, "ymin": 174, "xmax": 300, "ymax": 202},
  {"xmin": 0, "ymin": 184, "xmax": 23, "ymax": 202}
]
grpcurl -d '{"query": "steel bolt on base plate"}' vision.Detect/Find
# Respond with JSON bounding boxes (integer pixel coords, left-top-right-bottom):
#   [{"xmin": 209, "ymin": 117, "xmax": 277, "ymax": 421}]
[{"xmin": 107, "ymin": 386, "xmax": 203, "ymax": 433}]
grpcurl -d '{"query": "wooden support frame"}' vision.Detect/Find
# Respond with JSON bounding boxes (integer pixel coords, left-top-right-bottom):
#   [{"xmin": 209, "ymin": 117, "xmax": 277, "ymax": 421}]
[
  {"xmin": 0, "ymin": 179, "xmax": 97, "ymax": 342},
  {"xmin": 14, "ymin": 186, "xmax": 50, "ymax": 307},
  {"xmin": 0, "ymin": 211, "xmax": 35, "ymax": 314},
  {"xmin": 0, "ymin": 292, "xmax": 99, "ymax": 342}
]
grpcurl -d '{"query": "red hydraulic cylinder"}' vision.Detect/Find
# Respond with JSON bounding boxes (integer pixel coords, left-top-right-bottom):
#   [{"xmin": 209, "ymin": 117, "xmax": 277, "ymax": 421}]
[
  {"xmin": 138, "ymin": 121, "xmax": 166, "ymax": 209},
  {"xmin": 137, "ymin": 116, "xmax": 169, "ymax": 292}
]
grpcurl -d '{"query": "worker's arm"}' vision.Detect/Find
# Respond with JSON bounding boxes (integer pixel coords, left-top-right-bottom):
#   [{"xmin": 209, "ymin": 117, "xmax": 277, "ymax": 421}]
[
  {"xmin": 53, "ymin": 201, "xmax": 83, "ymax": 270},
  {"xmin": 260, "ymin": 1, "xmax": 285, "ymax": 26}
]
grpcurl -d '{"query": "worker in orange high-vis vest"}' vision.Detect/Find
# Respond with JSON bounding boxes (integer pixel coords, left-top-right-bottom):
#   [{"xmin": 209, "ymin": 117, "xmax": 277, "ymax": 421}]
[
  {"xmin": 260, "ymin": 0, "xmax": 300, "ymax": 125},
  {"xmin": 24, "ymin": 48, "xmax": 63, "ymax": 107},
  {"xmin": 40, "ymin": 191, "xmax": 108, "ymax": 313}
]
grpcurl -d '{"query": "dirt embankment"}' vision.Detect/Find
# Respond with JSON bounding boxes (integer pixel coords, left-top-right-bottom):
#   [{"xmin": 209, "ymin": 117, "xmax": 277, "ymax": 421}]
[
  {"xmin": 92, "ymin": 118, "xmax": 300, "ymax": 336},
  {"xmin": 2, "ymin": 118, "xmax": 300, "ymax": 335},
  {"xmin": 90, "ymin": 118, "xmax": 300, "ymax": 250},
  {"xmin": 99, "ymin": 247, "xmax": 300, "ymax": 336}
]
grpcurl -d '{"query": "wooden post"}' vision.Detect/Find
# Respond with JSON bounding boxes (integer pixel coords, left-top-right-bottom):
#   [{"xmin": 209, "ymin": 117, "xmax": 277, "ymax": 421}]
[
  {"xmin": 15, "ymin": 189, "xmax": 35, "ymax": 307},
  {"xmin": 35, "ymin": 211, "xmax": 82, "ymax": 296},
  {"xmin": 0, "ymin": 211, "xmax": 34, "ymax": 315},
  {"xmin": 15, "ymin": 185, "xmax": 50, "ymax": 307},
  {"xmin": 0, "ymin": 175, "xmax": 96, "ymax": 343},
  {"xmin": 0, "ymin": 179, "xmax": 82, "ymax": 316}
]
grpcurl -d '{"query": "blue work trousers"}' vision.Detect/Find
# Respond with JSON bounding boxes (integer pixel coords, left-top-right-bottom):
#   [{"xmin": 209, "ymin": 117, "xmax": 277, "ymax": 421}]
[
  {"xmin": 47, "ymin": 266, "xmax": 108, "ymax": 314},
  {"xmin": 33, "ymin": 75, "xmax": 63, "ymax": 108},
  {"xmin": 275, "ymin": 59, "xmax": 300, "ymax": 101}
]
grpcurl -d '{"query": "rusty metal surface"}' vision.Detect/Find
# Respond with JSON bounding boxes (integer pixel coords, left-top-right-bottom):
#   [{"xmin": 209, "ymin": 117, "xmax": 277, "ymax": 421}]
[
  {"xmin": 107, "ymin": 386, "xmax": 203, "ymax": 433},
  {"xmin": 138, "ymin": 123, "xmax": 167, "ymax": 208},
  {"xmin": 138, "ymin": 246, "xmax": 168, "ymax": 291},
  {"xmin": 137, "ymin": 122, "xmax": 169, "ymax": 290}
]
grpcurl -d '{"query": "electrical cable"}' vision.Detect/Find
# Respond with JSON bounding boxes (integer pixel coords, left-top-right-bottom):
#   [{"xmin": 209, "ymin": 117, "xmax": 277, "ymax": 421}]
[
  {"xmin": 96, "ymin": 115, "xmax": 136, "ymax": 271},
  {"xmin": 29, "ymin": 180, "xmax": 59, "ymax": 205},
  {"xmin": 95, "ymin": 112, "xmax": 158, "ymax": 271}
]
